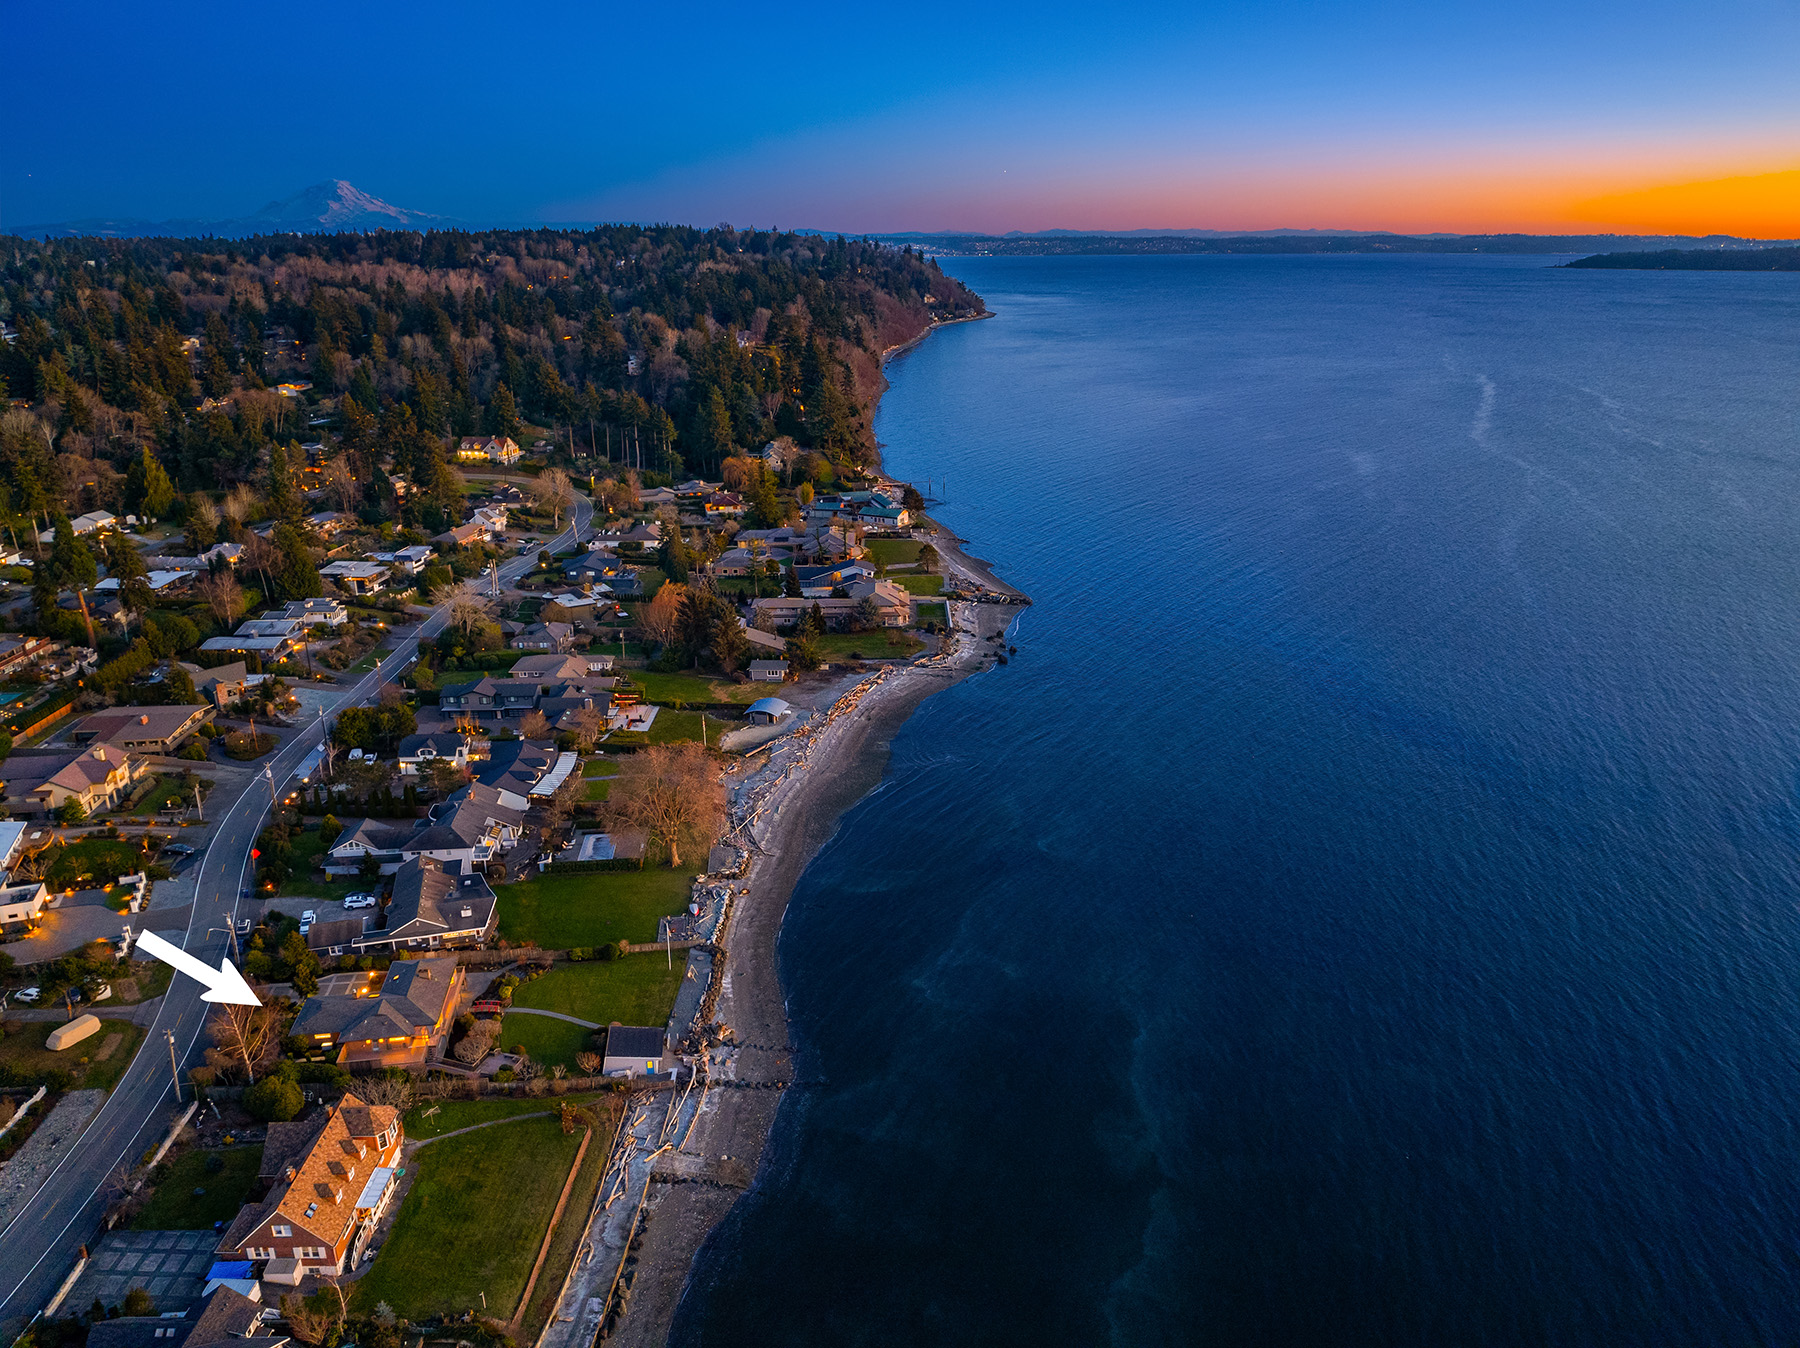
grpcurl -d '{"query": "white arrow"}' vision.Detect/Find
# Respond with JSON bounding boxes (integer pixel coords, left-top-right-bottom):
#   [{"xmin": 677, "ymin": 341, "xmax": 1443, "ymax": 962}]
[{"xmin": 131, "ymin": 929, "xmax": 261, "ymax": 1006}]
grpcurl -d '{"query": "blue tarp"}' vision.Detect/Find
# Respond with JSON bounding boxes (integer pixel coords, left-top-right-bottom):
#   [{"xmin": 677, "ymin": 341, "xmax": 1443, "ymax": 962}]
[{"xmin": 207, "ymin": 1261, "xmax": 254, "ymax": 1280}]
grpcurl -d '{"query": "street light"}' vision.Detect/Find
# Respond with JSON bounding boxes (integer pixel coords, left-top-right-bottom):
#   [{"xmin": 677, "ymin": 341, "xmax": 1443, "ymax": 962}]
[{"xmin": 165, "ymin": 1029, "xmax": 181, "ymax": 1103}]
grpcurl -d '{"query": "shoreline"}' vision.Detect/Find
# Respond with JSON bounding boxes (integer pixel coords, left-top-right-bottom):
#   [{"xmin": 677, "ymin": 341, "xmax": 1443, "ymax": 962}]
[
  {"xmin": 610, "ymin": 597, "xmax": 1018, "ymax": 1347},
  {"xmin": 603, "ymin": 311, "xmax": 1020, "ymax": 1340}
]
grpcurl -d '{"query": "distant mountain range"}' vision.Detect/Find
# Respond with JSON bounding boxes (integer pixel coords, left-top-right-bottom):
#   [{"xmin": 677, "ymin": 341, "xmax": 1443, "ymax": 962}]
[{"xmin": 8, "ymin": 180, "xmax": 452, "ymax": 240}]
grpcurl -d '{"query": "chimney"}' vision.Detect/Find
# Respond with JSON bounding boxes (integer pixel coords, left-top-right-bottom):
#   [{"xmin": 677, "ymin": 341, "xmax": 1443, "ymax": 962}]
[
  {"xmin": 138, "ymin": 715, "xmax": 149, "ymax": 725},
  {"xmin": 285, "ymin": 1165, "xmax": 297, "ymax": 1182}
]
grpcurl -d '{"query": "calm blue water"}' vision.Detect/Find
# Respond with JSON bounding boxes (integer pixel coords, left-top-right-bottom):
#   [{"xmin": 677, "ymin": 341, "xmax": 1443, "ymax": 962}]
[{"xmin": 672, "ymin": 255, "xmax": 1800, "ymax": 1346}]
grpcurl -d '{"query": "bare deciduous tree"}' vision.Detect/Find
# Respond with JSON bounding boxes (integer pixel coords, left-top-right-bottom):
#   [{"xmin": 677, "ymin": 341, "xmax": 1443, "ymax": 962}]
[
  {"xmin": 641, "ymin": 582, "xmax": 685, "ymax": 649},
  {"xmin": 566, "ymin": 705, "xmax": 605, "ymax": 752},
  {"xmin": 351, "ymin": 1074, "xmax": 415, "ymax": 1109},
  {"xmin": 322, "ymin": 457, "xmax": 359, "ymax": 513},
  {"xmin": 221, "ymin": 483, "xmax": 257, "ymax": 529},
  {"xmin": 206, "ymin": 1002, "xmax": 280, "ymax": 1083},
  {"xmin": 518, "ymin": 709, "xmax": 552, "ymax": 740},
  {"xmin": 532, "ymin": 466, "xmax": 576, "ymax": 528},
  {"xmin": 447, "ymin": 588, "xmax": 485, "ymax": 635},
  {"xmin": 196, "ymin": 570, "xmax": 244, "ymax": 625},
  {"xmin": 610, "ymin": 741, "xmax": 724, "ymax": 869}
]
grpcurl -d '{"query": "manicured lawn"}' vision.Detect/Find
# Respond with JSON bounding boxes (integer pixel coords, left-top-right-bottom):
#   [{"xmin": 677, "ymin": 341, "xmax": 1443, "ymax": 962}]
[
  {"xmin": 495, "ymin": 866, "xmax": 700, "ymax": 948},
  {"xmin": 404, "ymin": 1094, "xmax": 597, "ymax": 1139},
  {"xmin": 891, "ymin": 573, "xmax": 944, "ymax": 596},
  {"xmin": 133, "ymin": 775, "xmax": 211, "ymax": 815},
  {"xmin": 0, "ymin": 1019, "xmax": 145, "ymax": 1092},
  {"xmin": 45, "ymin": 838, "xmax": 152, "ymax": 889},
  {"xmin": 275, "ymin": 828, "xmax": 359, "ymax": 903},
  {"xmin": 510, "ymin": 956, "xmax": 684, "ymax": 1028},
  {"xmin": 349, "ymin": 647, "xmax": 394, "ymax": 673},
  {"xmin": 581, "ymin": 758, "xmax": 619, "ymax": 778},
  {"xmin": 350, "ymin": 1115, "xmax": 587, "ymax": 1322},
  {"xmin": 604, "ymin": 708, "xmax": 737, "ymax": 749},
  {"xmin": 584, "ymin": 778, "xmax": 610, "ymax": 801},
  {"xmin": 811, "ymin": 630, "xmax": 924, "ymax": 659},
  {"xmin": 498, "ymin": 1014, "xmax": 592, "ymax": 1068},
  {"xmin": 915, "ymin": 602, "xmax": 948, "ymax": 626},
  {"xmin": 865, "ymin": 538, "xmax": 921, "ymax": 567},
  {"xmin": 519, "ymin": 1108, "xmax": 615, "ymax": 1340},
  {"xmin": 132, "ymin": 1147, "xmax": 263, "ymax": 1229},
  {"xmin": 633, "ymin": 671, "xmax": 762, "ymax": 706}
]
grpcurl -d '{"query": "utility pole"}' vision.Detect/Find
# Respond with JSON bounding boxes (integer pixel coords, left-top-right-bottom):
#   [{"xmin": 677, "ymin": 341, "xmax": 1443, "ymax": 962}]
[
  {"xmin": 165, "ymin": 1030, "xmax": 181, "ymax": 1103},
  {"xmin": 193, "ymin": 782, "xmax": 204, "ymax": 823},
  {"xmin": 263, "ymin": 766, "xmax": 277, "ymax": 810}
]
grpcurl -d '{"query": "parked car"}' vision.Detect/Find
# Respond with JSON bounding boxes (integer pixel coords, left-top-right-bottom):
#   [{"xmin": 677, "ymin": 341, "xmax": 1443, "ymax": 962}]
[
  {"xmin": 343, "ymin": 893, "xmax": 377, "ymax": 910},
  {"xmin": 86, "ymin": 981, "xmax": 112, "ymax": 1002},
  {"xmin": 236, "ymin": 918, "xmax": 252, "ymax": 936},
  {"xmin": 14, "ymin": 987, "xmax": 41, "ymax": 1003},
  {"xmin": 301, "ymin": 910, "xmax": 318, "ymax": 924},
  {"xmin": 162, "ymin": 842, "xmax": 196, "ymax": 857}
]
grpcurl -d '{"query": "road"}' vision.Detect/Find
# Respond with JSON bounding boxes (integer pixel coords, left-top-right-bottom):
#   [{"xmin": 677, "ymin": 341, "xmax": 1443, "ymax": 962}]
[{"xmin": 0, "ymin": 493, "xmax": 593, "ymax": 1336}]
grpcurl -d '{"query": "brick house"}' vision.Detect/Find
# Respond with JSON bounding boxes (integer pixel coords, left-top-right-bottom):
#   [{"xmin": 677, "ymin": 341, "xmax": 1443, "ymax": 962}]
[{"xmin": 216, "ymin": 1093, "xmax": 404, "ymax": 1274}]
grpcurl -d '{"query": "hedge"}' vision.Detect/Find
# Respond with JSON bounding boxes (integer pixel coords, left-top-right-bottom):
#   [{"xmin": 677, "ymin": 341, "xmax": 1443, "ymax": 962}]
[{"xmin": 541, "ymin": 858, "xmax": 646, "ymax": 874}]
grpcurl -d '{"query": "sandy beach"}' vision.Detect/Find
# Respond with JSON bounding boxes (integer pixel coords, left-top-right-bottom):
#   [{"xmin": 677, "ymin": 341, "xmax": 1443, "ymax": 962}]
[{"xmin": 605, "ymin": 548, "xmax": 1023, "ymax": 1345}]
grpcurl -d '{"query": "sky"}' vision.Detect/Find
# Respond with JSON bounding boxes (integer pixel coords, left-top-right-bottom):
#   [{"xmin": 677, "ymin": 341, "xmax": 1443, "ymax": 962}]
[{"xmin": 5, "ymin": 0, "xmax": 1799, "ymax": 237}]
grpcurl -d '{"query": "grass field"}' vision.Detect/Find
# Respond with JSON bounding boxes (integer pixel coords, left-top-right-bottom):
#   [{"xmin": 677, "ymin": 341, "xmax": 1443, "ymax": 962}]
[
  {"xmin": 865, "ymin": 538, "xmax": 922, "ymax": 567},
  {"xmin": 811, "ymin": 630, "xmax": 924, "ymax": 659},
  {"xmin": 581, "ymin": 758, "xmax": 620, "ymax": 777},
  {"xmin": 44, "ymin": 838, "xmax": 151, "ymax": 889},
  {"xmin": 915, "ymin": 602, "xmax": 948, "ymax": 626},
  {"xmin": 518, "ymin": 1108, "xmax": 615, "ymax": 1339},
  {"xmin": 495, "ymin": 866, "xmax": 700, "ymax": 948},
  {"xmin": 132, "ymin": 1147, "xmax": 263, "ymax": 1229},
  {"xmin": 349, "ymin": 1114, "xmax": 588, "ymax": 1322},
  {"xmin": 633, "ymin": 671, "xmax": 763, "ymax": 706},
  {"xmin": 499, "ymin": 1015, "xmax": 592, "ymax": 1068},
  {"xmin": 404, "ymin": 1094, "xmax": 591, "ymax": 1139},
  {"xmin": 604, "ymin": 708, "xmax": 735, "ymax": 749},
  {"xmin": 274, "ymin": 828, "xmax": 359, "ymax": 903},
  {"xmin": 0, "ymin": 1019, "xmax": 145, "ymax": 1092},
  {"xmin": 584, "ymin": 778, "xmax": 610, "ymax": 801},
  {"xmin": 511, "ymin": 957, "xmax": 684, "ymax": 1028},
  {"xmin": 891, "ymin": 573, "xmax": 944, "ymax": 595}
]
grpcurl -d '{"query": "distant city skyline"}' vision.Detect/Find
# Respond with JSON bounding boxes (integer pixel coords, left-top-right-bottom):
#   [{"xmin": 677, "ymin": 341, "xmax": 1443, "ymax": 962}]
[{"xmin": 7, "ymin": 0, "xmax": 1798, "ymax": 237}]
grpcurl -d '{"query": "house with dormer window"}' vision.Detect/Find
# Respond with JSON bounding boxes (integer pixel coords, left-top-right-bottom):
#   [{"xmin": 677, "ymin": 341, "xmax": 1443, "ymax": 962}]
[{"xmin": 215, "ymin": 1093, "xmax": 404, "ymax": 1274}]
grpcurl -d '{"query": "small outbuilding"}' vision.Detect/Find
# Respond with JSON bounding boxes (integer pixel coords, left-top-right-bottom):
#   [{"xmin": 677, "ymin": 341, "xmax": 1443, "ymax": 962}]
[
  {"xmin": 46, "ymin": 1013, "xmax": 101, "ymax": 1051},
  {"xmin": 745, "ymin": 697, "xmax": 794, "ymax": 726},
  {"xmin": 747, "ymin": 660, "xmax": 789, "ymax": 683},
  {"xmin": 602, "ymin": 1024, "xmax": 666, "ymax": 1078}
]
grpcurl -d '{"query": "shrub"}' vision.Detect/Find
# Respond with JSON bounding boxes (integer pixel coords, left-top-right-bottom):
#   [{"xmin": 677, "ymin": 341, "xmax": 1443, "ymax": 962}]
[
  {"xmin": 121, "ymin": 1288, "xmax": 155, "ymax": 1317},
  {"xmin": 177, "ymin": 741, "xmax": 208, "ymax": 761},
  {"xmin": 243, "ymin": 1076, "xmax": 304, "ymax": 1122}
]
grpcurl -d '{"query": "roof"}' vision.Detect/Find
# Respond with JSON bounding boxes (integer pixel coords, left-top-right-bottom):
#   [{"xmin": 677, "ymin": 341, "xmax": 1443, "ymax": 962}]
[
  {"xmin": 74, "ymin": 704, "xmax": 208, "ymax": 745},
  {"xmin": 605, "ymin": 1025, "xmax": 666, "ymax": 1059},
  {"xmin": 382, "ymin": 856, "xmax": 497, "ymax": 941},
  {"xmin": 293, "ymin": 955, "xmax": 462, "ymax": 1041},
  {"xmin": 88, "ymin": 1287, "xmax": 275, "ymax": 1348},
  {"xmin": 398, "ymin": 732, "xmax": 468, "ymax": 759},
  {"xmin": 305, "ymin": 916, "xmax": 366, "ymax": 951},
  {"xmin": 747, "ymin": 697, "xmax": 793, "ymax": 715},
  {"xmin": 261, "ymin": 1094, "xmax": 401, "ymax": 1248},
  {"xmin": 5, "ymin": 744, "xmax": 133, "ymax": 799},
  {"xmin": 260, "ymin": 1114, "xmax": 331, "ymax": 1180},
  {"xmin": 510, "ymin": 653, "xmax": 589, "ymax": 681}
]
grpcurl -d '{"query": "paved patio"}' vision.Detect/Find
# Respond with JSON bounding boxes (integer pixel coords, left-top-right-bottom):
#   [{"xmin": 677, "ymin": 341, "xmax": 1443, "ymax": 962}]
[{"xmin": 70, "ymin": 1228, "xmax": 217, "ymax": 1313}]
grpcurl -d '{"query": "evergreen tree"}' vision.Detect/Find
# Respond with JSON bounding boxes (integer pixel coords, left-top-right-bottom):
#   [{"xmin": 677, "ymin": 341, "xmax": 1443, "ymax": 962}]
[
  {"xmin": 265, "ymin": 442, "xmax": 301, "ymax": 522},
  {"xmin": 125, "ymin": 447, "xmax": 176, "ymax": 519},
  {"xmin": 486, "ymin": 383, "xmax": 521, "ymax": 440}
]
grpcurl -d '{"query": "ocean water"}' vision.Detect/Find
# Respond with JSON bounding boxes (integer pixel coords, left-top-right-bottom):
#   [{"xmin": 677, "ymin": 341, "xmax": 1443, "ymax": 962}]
[{"xmin": 671, "ymin": 255, "xmax": 1800, "ymax": 1346}]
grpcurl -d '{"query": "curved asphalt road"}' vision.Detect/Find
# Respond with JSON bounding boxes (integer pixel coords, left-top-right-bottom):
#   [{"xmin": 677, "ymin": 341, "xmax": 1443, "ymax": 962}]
[{"xmin": 0, "ymin": 494, "xmax": 592, "ymax": 1334}]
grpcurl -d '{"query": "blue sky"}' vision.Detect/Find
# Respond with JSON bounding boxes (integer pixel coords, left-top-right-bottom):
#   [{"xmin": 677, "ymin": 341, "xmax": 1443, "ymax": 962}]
[{"xmin": 7, "ymin": 0, "xmax": 1799, "ymax": 234}]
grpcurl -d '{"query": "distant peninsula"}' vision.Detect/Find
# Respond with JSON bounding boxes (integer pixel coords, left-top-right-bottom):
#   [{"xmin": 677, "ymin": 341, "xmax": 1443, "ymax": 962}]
[
  {"xmin": 1564, "ymin": 247, "xmax": 1800, "ymax": 270},
  {"xmin": 874, "ymin": 231, "xmax": 1798, "ymax": 258}
]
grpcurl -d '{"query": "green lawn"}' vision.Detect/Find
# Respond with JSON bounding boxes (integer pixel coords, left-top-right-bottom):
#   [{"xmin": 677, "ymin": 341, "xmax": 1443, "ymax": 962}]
[
  {"xmin": 510, "ymin": 956, "xmax": 684, "ymax": 1028},
  {"xmin": 891, "ymin": 573, "xmax": 944, "ymax": 596},
  {"xmin": 519, "ymin": 1108, "xmax": 614, "ymax": 1339},
  {"xmin": 404, "ymin": 1094, "xmax": 590, "ymax": 1139},
  {"xmin": 495, "ymin": 866, "xmax": 700, "ymax": 948},
  {"xmin": 350, "ymin": 1115, "xmax": 587, "ymax": 1321},
  {"xmin": 584, "ymin": 778, "xmax": 610, "ymax": 802},
  {"xmin": 865, "ymin": 538, "xmax": 922, "ymax": 567},
  {"xmin": 133, "ymin": 775, "xmax": 210, "ymax": 816},
  {"xmin": 350, "ymin": 647, "xmax": 394, "ymax": 673},
  {"xmin": 132, "ymin": 1147, "xmax": 264, "ymax": 1229},
  {"xmin": 581, "ymin": 758, "xmax": 619, "ymax": 778},
  {"xmin": 915, "ymin": 602, "xmax": 948, "ymax": 626},
  {"xmin": 0, "ymin": 1019, "xmax": 145, "ymax": 1092},
  {"xmin": 45, "ymin": 838, "xmax": 152, "ymax": 889},
  {"xmin": 633, "ymin": 671, "xmax": 762, "ymax": 706},
  {"xmin": 275, "ymin": 828, "xmax": 359, "ymax": 903},
  {"xmin": 811, "ymin": 630, "xmax": 924, "ymax": 659},
  {"xmin": 498, "ymin": 1015, "xmax": 592, "ymax": 1069},
  {"xmin": 605, "ymin": 708, "xmax": 734, "ymax": 748}
]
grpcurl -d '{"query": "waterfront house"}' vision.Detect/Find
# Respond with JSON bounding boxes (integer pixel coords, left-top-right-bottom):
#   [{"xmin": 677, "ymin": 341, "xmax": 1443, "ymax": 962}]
[
  {"xmin": 72, "ymin": 704, "xmax": 214, "ymax": 754},
  {"xmin": 215, "ymin": 1093, "xmax": 403, "ymax": 1273},
  {"xmin": 601, "ymin": 1024, "xmax": 667, "ymax": 1077}
]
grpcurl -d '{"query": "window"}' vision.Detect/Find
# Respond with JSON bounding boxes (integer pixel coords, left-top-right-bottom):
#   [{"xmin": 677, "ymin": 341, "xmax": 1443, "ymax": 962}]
[{"xmin": 271, "ymin": 1224, "xmax": 292, "ymax": 1237}]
